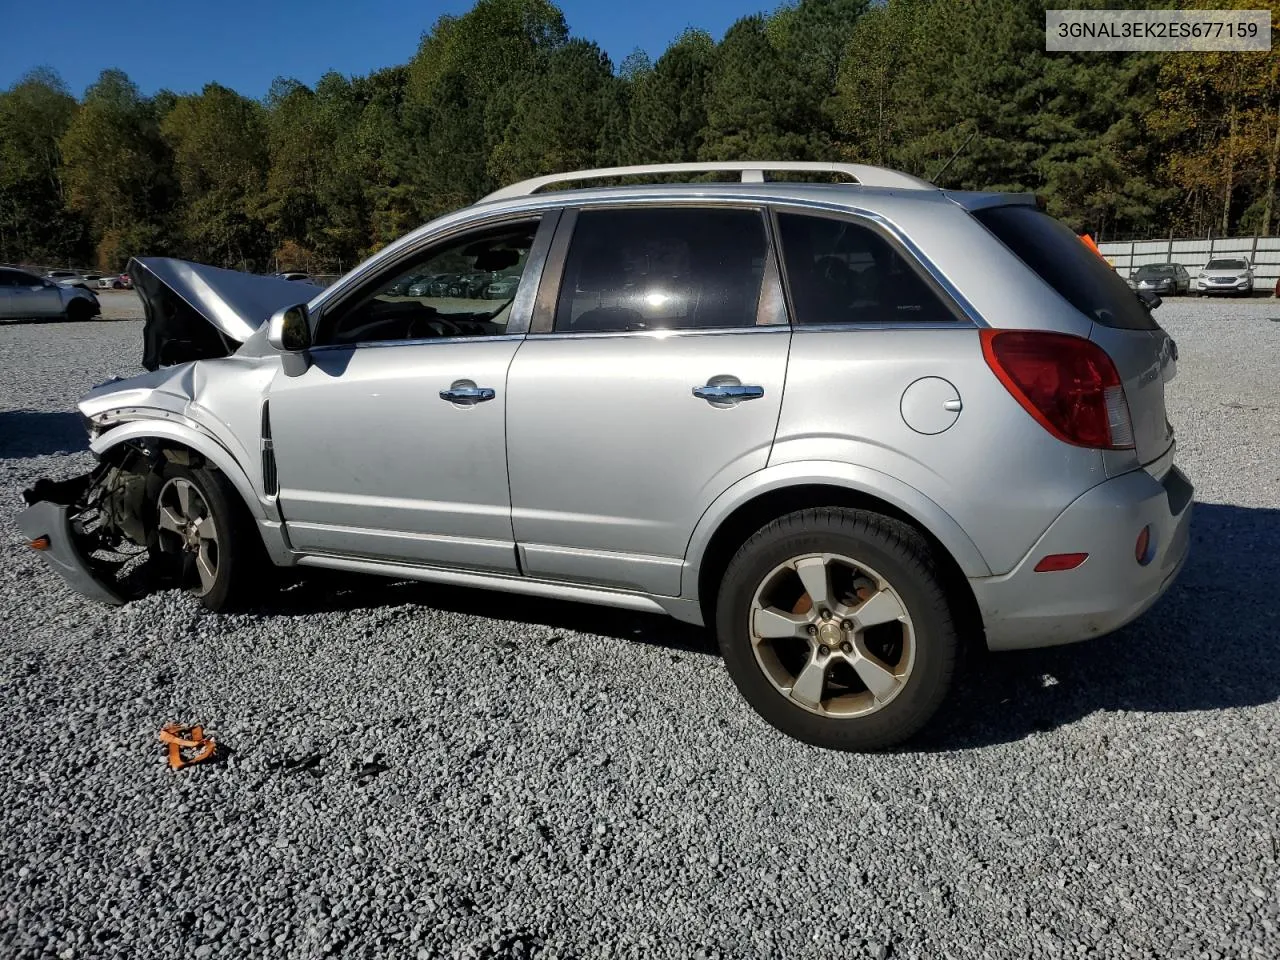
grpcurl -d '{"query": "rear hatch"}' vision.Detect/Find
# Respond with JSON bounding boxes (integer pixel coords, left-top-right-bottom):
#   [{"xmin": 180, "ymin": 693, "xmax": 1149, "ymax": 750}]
[{"xmin": 971, "ymin": 205, "xmax": 1175, "ymax": 467}]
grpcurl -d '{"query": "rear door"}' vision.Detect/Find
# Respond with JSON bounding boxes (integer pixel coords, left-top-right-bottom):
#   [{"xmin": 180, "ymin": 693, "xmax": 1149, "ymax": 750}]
[
  {"xmin": 504, "ymin": 204, "xmax": 790, "ymax": 596},
  {"xmin": 972, "ymin": 205, "xmax": 1175, "ymax": 467}
]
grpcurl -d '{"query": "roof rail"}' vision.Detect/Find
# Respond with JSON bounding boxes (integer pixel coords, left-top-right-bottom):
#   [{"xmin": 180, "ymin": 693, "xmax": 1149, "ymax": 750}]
[{"xmin": 479, "ymin": 161, "xmax": 935, "ymax": 203}]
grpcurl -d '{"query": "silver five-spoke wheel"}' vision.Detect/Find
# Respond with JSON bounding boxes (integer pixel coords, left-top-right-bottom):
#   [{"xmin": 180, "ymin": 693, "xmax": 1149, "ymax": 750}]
[
  {"xmin": 749, "ymin": 552, "xmax": 914, "ymax": 718},
  {"xmin": 156, "ymin": 476, "xmax": 221, "ymax": 597}
]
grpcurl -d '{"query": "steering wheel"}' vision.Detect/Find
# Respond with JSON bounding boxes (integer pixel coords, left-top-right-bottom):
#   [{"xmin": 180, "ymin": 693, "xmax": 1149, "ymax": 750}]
[{"xmin": 408, "ymin": 315, "xmax": 465, "ymax": 339}]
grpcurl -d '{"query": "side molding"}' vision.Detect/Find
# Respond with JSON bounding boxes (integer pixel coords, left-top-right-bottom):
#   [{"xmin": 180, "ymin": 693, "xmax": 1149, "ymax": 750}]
[{"xmin": 681, "ymin": 460, "xmax": 993, "ymax": 598}]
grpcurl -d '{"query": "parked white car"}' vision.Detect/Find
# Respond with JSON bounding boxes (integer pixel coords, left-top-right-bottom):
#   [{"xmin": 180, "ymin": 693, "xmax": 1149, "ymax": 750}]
[{"xmin": 1194, "ymin": 257, "xmax": 1254, "ymax": 296}]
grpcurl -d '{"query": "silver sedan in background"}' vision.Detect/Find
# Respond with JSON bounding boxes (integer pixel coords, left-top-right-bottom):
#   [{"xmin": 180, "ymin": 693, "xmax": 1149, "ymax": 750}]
[{"xmin": 0, "ymin": 267, "xmax": 101, "ymax": 321}]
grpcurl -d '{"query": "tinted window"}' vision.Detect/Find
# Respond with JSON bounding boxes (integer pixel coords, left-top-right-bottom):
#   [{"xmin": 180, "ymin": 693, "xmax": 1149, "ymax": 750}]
[
  {"xmin": 1205, "ymin": 259, "xmax": 1247, "ymax": 270},
  {"xmin": 1134, "ymin": 265, "xmax": 1174, "ymax": 278},
  {"xmin": 554, "ymin": 207, "xmax": 768, "ymax": 333},
  {"xmin": 319, "ymin": 221, "xmax": 539, "ymax": 346},
  {"xmin": 776, "ymin": 213, "xmax": 957, "ymax": 326},
  {"xmin": 974, "ymin": 205, "xmax": 1157, "ymax": 331},
  {"xmin": 0, "ymin": 270, "xmax": 39, "ymax": 288}
]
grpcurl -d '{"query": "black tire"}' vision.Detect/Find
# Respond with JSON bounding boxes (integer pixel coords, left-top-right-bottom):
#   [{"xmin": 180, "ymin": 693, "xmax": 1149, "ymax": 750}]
[
  {"xmin": 153, "ymin": 463, "xmax": 264, "ymax": 612},
  {"xmin": 65, "ymin": 299, "xmax": 92, "ymax": 323},
  {"xmin": 715, "ymin": 508, "xmax": 958, "ymax": 751}
]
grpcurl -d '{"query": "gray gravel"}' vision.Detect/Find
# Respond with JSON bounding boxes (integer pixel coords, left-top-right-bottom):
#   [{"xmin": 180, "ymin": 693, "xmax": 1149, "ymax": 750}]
[{"xmin": 2, "ymin": 298, "xmax": 1279, "ymax": 959}]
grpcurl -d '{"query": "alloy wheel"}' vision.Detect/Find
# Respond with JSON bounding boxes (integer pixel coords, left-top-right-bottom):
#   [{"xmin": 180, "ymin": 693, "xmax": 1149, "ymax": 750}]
[
  {"xmin": 748, "ymin": 552, "xmax": 915, "ymax": 718},
  {"xmin": 156, "ymin": 477, "xmax": 220, "ymax": 596}
]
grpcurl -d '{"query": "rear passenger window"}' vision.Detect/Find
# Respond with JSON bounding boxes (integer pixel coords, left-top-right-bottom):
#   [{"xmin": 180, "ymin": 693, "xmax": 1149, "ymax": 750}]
[
  {"xmin": 973, "ymin": 205, "xmax": 1158, "ymax": 331},
  {"xmin": 555, "ymin": 207, "xmax": 769, "ymax": 333},
  {"xmin": 776, "ymin": 212, "xmax": 957, "ymax": 325}
]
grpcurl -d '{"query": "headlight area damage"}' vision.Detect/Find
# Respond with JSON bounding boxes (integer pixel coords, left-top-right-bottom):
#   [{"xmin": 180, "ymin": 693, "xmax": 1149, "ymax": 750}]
[
  {"xmin": 18, "ymin": 256, "xmax": 318, "ymax": 606},
  {"xmin": 18, "ymin": 442, "xmax": 196, "ymax": 605}
]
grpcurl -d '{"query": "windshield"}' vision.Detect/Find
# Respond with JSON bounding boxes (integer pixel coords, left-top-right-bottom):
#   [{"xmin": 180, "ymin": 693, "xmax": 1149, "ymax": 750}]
[
  {"xmin": 1134, "ymin": 265, "xmax": 1175, "ymax": 278},
  {"xmin": 1205, "ymin": 259, "xmax": 1247, "ymax": 271},
  {"xmin": 973, "ymin": 205, "xmax": 1157, "ymax": 331}
]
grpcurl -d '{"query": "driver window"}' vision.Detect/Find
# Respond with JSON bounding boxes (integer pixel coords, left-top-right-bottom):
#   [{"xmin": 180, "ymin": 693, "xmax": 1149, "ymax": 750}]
[{"xmin": 319, "ymin": 220, "xmax": 539, "ymax": 346}]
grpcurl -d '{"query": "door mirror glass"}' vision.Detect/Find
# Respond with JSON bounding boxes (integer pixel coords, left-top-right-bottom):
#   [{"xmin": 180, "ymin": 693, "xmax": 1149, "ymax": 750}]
[{"xmin": 267, "ymin": 303, "xmax": 312, "ymax": 352}]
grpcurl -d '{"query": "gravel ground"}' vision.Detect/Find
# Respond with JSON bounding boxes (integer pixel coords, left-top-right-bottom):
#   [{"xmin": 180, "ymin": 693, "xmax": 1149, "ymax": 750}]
[
  {"xmin": 1, "ymin": 298, "xmax": 1278, "ymax": 960},
  {"xmin": 95, "ymin": 290, "xmax": 144, "ymax": 322}
]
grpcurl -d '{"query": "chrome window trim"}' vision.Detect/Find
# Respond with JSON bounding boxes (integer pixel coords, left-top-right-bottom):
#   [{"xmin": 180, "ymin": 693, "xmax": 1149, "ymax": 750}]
[
  {"xmin": 309, "ymin": 190, "xmax": 987, "ymax": 326},
  {"xmin": 525, "ymin": 325, "xmax": 792, "ymax": 343},
  {"xmin": 790, "ymin": 320, "xmax": 976, "ymax": 333},
  {"xmin": 309, "ymin": 332, "xmax": 527, "ymax": 354}
]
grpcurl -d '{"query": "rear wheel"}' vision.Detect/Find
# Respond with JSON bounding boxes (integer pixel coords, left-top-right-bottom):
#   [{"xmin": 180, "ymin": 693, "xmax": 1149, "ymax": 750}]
[
  {"xmin": 153, "ymin": 464, "xmax": 262, "ymax": 611},
  {"xmin": 715, "ymin": 508, "xmax": 958, "ymax": 751}
]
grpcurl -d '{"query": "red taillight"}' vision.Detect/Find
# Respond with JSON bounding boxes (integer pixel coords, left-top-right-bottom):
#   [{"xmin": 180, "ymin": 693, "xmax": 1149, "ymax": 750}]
[
  {"xmin": 981, "ymin": 329, "xmax": 1134, "ymax": 450},
  {"xmin": 1034, "ymin": 552, "xmax": 1088, "ymax": 572}
]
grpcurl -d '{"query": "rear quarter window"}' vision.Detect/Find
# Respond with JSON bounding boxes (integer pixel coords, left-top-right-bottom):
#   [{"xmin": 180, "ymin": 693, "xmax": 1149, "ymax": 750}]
[{"xmin": 974, "ymin": 205, "xmax": 1158, "ymax": 331}]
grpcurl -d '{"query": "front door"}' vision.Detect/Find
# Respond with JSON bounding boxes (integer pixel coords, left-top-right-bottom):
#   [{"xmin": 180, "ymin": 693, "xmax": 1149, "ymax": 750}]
[
  {"xmin": 0, "ymin": 270, "xmax": 62, "ymax": 317},
  {"xmin": 268, "ymin": 215, "xmax": 553, "ymax": 572},
  {"xmin": 505, "ymin": 205, "xmax": 791, "ymax": 596}
]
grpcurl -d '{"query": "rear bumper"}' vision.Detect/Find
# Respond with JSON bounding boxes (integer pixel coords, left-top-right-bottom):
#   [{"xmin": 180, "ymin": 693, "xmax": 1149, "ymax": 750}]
[{"xmin": 970, "ymin": 463, "xmax": 1193, "ymax": 651}]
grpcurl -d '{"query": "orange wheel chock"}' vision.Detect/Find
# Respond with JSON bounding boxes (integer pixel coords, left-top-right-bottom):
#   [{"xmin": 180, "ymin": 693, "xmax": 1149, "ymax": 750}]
[{"xmin": 159, "ymin": 723, "xmax": 217, "ymax": 770}]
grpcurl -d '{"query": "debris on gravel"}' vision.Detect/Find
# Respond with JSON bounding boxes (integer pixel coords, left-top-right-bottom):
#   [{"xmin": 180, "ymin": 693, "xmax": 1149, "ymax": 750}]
[{"xmin": 1, "ymin": 300, "xmax": 1278, "ymax": 958}]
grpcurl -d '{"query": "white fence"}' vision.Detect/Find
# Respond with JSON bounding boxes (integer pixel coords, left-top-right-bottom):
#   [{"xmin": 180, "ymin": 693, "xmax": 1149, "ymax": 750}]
[{"xmin": 1097, "ymin": 235, "xmax": 1280, "ymax": 285}]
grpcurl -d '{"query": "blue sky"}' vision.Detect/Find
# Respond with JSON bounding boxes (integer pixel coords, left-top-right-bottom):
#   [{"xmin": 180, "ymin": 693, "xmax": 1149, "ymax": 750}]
[{"xmin": 0, "ymin": 0, "xmax": 765, "ymax": 99}]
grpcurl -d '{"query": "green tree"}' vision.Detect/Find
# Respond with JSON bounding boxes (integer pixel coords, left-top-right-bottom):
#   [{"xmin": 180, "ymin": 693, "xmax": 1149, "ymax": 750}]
[
  {"xmin": 162, "ymin": 83, "xmax": 270, "ymax": 268},
  {"xmin": 701, "ymin": 15, "xmax": 828, "ymax": 162},
  {"xmin": 59, "ymin": 69, "xmax": 171, "ymax": 269},
  {"xmin": 0, "ymin": 68, "xmax": 87, "ymax": 264},
  {"xmin": 489, "ymin": 39, "xmax": 623, "ymax": 182},
  {"xmin": 628, "ymin": 29, "xmax": 716, "ymax": 163},
  {"xmin": 404, "ymin": 0, "xmax": 569, "ymax": 214}
]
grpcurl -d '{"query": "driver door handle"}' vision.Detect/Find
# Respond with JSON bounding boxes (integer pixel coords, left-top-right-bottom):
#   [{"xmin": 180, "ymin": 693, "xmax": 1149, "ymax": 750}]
[
  {"xmin": 692, "ymin": 383, "xmax": 765, "ymax": 403},
  {"xmin": 440, "ymin": 381, "xmax": 496, "ymax": 404}
]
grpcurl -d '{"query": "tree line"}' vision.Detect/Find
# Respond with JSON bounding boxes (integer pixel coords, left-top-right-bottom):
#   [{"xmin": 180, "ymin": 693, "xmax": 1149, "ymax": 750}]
[{"xmin": 1, "ymin": 0, "xmax": 1277, "ymax": 273}]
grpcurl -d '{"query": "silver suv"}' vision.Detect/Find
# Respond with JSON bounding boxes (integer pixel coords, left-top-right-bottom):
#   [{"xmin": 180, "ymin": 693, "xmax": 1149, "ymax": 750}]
[{"xmin": 19, "ymin": 162, "xmax": 1192, "ymax": 750}]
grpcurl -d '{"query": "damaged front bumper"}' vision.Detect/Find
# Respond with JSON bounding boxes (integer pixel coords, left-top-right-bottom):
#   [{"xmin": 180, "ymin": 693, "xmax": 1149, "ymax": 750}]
[
  {"xmin": 19, "ymin": 446, "xmax": 163, "ymax": 605},
  {"xmin": 19, "ymin": 472, "xmax": 128, "ymax": 605}
]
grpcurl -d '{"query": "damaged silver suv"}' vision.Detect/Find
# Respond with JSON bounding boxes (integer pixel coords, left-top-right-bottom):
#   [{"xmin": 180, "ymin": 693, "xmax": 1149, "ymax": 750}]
[{"xmin": 19, "ymin": 162, "xmax": 1192, "ymax": 750}]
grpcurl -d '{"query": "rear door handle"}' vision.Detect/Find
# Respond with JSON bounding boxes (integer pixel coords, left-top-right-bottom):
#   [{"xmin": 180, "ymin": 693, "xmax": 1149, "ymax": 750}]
[
  {"xmin": 440, "ymin": 381, "xmax": 496, "ymax": 404},
  {"xmin": 693, "ymin": 383, "xmax": 765, "ymax": 403}
]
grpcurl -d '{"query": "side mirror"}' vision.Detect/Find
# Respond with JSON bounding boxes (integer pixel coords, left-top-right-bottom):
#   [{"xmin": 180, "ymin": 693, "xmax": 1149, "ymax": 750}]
[
  {"xmin": 267, "ymin": 303, "xmax": 312, "ymax": 352},
  {"xmin": 1137, "ymin": 289, "xmax": 1162, "ymax": 310}
]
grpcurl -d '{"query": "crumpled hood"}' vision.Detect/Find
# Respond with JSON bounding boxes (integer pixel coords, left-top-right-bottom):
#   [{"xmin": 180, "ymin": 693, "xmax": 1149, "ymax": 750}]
[{"xmin": 129, "ymin": 257, "xmax": 321, "ymax": 371}]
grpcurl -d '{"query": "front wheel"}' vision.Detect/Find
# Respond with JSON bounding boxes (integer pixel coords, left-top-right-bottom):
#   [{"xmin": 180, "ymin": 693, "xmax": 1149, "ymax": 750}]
[
  {"xmin": 65, "ymin": 299, "xmax": 93, "ymax": 322},
  {"xmin": 715, "ymin": 508, "xmax": 958, "ymax": 751},
  {"xmin": 153, "ymin": 464, "xmax": 262, "ymax": 611}
]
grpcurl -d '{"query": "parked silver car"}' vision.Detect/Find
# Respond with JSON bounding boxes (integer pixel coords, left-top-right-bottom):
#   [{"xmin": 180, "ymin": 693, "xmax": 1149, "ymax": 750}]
[
  {"xmin": 1194, "ymin": 257, "xmax": 1254, "ymax": 295},
  {"xmin": 18, "ymin": 161, "xmax": 1192, "ymax": 750},
  {"xmin": 0, "ymin": 267, "xmax": 101, "ymax": 321}
]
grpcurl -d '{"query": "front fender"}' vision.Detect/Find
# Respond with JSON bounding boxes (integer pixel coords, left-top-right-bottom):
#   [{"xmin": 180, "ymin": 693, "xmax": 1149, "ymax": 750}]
[
  {"xmin": 681, "ymin": 459, "xmax": 992, "ymax": 598},
  {"xmin": 90, "ymin": 419, "xmax": 269, "ymax": 522}
]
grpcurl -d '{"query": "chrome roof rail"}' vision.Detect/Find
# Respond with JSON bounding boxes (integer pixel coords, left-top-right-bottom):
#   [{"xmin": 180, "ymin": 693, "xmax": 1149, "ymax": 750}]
[{"xmin": 479, "ymin": 161, "xmax": 935, "ymax": 202}]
